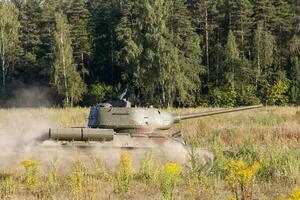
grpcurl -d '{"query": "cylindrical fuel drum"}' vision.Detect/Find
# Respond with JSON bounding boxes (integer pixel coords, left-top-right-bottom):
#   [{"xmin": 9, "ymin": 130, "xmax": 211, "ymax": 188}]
[
  {"xmin": 82, "ymin": 128, "xmax": 114, "ymax": 141},
  {"xmin": 49, "ymin": 128, "xmax": 114, "ymax": 141},
  {"xmin": 49, "ymin": 128, "xmax": 82, "ymax": 141}
]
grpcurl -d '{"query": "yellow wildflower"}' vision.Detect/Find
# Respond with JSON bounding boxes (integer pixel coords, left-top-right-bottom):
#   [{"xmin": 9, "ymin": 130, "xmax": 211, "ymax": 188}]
[
  {"xmin": 224, "ymin": 159, "xmax": 261, "ymax": 200},
  {"xmin": 279, "ymin": 188, "xmax": 300, "ymax": 200},
  {"xmin": 114, "ymin": 152, "xmax": 134, "ymax": 193},
  {"xmin": 21, "ymin": 159, "xmax": 40, "ymax": 170},
  {"xmin": 163, "ymin": 163, "xmax": 182, "ymax": 177},
  {"xmin": 21, "ymin": 159, "xmax": 41, "ymax": 192},
  {"xmin": 21, "ymin": 160, "xmax": 33, "ymax": 169},
  {"xmin": 290, "ymin": 189, "xmax": 300, "ymax": 199},
  {"xmin": 159, "ymin": 163, "xmax": 182, "ymax": 200}
]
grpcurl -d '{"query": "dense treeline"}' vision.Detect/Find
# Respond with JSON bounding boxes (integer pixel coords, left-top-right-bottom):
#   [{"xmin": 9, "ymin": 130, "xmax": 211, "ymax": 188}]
[{"xmin": 0, "ymin": 0, "xmax": 299, "ymax": 107}]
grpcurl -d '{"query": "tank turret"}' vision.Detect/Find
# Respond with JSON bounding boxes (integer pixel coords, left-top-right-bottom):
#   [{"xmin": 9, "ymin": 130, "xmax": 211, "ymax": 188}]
[{"xmin": 85, "ymin": 101, "xmax": 262, "ymax": 134}]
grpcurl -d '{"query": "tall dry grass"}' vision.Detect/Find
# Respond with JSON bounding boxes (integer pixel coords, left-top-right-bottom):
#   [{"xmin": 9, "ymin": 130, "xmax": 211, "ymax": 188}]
[{"xmin": 0, "ymin": 106, "xmax": 299, "ymax": 199}]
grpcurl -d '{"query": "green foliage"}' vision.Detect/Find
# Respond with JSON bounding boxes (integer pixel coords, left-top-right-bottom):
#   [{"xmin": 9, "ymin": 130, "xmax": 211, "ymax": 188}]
[
  {"xmin": 234, "ymin": 140, "xmax": 258, "ymax": 164},
  {"xmin": 253, "ymin": 0, "xmax": 275, "ymax": 30},
  {"xmin": 225, "ymin": 30, "xmax": 240, "ymax": 91},
  {"xmin": 0, "ymin": 1, "xmax": 20, "ymax": 88},
  {"xmin": 67, "ymin": 0, "xmax": 92, "ymax": 73},
  {"xmin": 21, "ymin": 160, "xmax": 41, "ymax": 192},
  {"xmin": 117, "ymin": 0, "xmax": 201, "ymax": 107},
  {"xmin": 52, "ymin": 12, "xmax": 86, "ymax": 107},
  {"xmin": 237, "ymin": 85, "xmax": 261, "ymax": 105},
  {"xmin": 114, "ymin": 152, "xmax": 134, "ymax": 193},
  {"xmin": 278, "ymin": 188, "xmax": 300, "ymax": 200},
  {"xmin": 209, "ymin": 88, "xmax": 237, "ymax": 107},
  {"xmin": 257, "ymin": 146, "xmax": 300, "ymax": 180},
  {"xmin": 288, "ymin": 34, "xmax": 300, "ymax": 104},
  {"xmin": 92, "ymin": 157, "xmax": 112, "ymax": 181},
  {"xmin": 228, "ymin": 0, "xmax": 253, "ymax": 57},
  {"xmin": 17, "ymin": 0, "xmax": 45, "ymax": 83},
  {"xmin": 0, "ymin": 0, "xmax": 299, "ymax": 107},
  {"xmin": 139, "ymin": 152, "xmax": 159, "ymax": 184},
  {"xmin": 253, "ymin": 23, "xmax": 276, "ymax": 74},
  {"xmin": 39, "ymin": 0, "xmax": 61, "ymax": 74},
  {"xmin": 210, "ymin": 137, "xmax": 228, "ymax": 177},
  {"xmin": 46, "ymin": 164, "xmax": 59, "ymax": 193},
  {"xmin": 68, "ymin": 159, "xmax": 87, "ymax": 199},
  {"xmin": 266, "ymin": 80, "xmax": 289, "ymax": 105},
  {"xmin": 0, "ymin": 172, "xmax": 17, "ymax": 198},
  {"xmin": 224, "ymin": 159, "xmax": 261, "ymax": 200},
  {"xmin": 85, "ymin": 83, "xmax": 116, "ymax": 104},
  {"xmin": 159, "ymin": 163, "xmax": 182, "ymax": 200}
]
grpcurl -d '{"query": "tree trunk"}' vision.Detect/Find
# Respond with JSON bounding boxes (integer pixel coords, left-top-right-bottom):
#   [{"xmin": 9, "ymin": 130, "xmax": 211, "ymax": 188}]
[
  {"xmin": 205, "ymin": 6, "xmax": 209, "ymax": 81},
  {"xmin": 81, "ymin": 52, "xmax": 84, "ymax": 78},
  {"xmin": 1, "ymin": 48, "xmax": 5, "ymax": 88},
  {"xmin": 61, "ymin": 33, "xmax": 69, "ymax": 106},
  {"xmin": 110, "ymin": 1, "xmax": 114, "ymax": 84},
  {"xmin": 241, "ymin": 30, "xmax": 244, "ymax": 58},
  {"xmin": 255, "ymin": 32, "xmax": 261, "ymax": 89},
  {"xmin": 1, "ymin": 28, "xmax": 6, "ymax": 88}
]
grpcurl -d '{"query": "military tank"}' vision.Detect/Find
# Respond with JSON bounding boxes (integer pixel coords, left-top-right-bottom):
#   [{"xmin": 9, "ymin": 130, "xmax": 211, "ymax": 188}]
[{"xmin": 37, "ymin": 90, "xmax": 263, "ymax": 170}]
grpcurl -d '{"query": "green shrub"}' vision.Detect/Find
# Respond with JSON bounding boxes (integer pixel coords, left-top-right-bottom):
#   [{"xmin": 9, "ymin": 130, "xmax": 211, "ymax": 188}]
[
  {"xmin": 68, "ymin": 159, "xmax": 87, "ymax": 199},
  {"xmin": 114, "ymin": 152, "xmax": 134, "ymax": 193},
  {"xmin": 0, "ymin": 172, "xmax": 17, "ymax": 198},
  {"xmin": 21, "ymin": 159, "xmax": 41, "ymax": 192},
  {"xmin": 234, "ymin": 140, "xmax": 258, "ymax": 164},
  {"xmin": 277, "ymin": 188, "xmax": 300, "ymax": 200},
  {"xmin": 224, "ymin": 159, "xmax": 261, "ymax": 200},
  {"xmin": 266, "ymin": 80, "xmax": 289, "ymax": 105},
  {"xmin": 159, "ymin": 163, "xmax": 182, "ymax": 200},
  {"xmin": 46, "ymin": 164, "xmax": 59, "ymax": 193},
  {"xmin": 92, "ymin": 157, "xmax": 112, "ymax": 181},
  {"xmin": 139, "ymin": 152, "xmax": 159, "ymax": 184},
  {"xmin": 85, "ymin": 83, "xmax": 120, "ymax": 105}
]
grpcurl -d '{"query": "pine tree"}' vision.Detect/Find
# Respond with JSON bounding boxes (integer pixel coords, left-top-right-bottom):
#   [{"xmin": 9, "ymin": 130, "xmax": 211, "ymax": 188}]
[
  {"xmin": 116, "ymin": 0, "xmax": 142, "ymax": 97},
  {"xmin": 168, "ymin": 0, "xmax": 202, "ymax": 106},
  {"xmin": 52, "ymin": 13, "xmax": 86, "ymax": 107},
  {"xmin": 67, "ymin": 0, "xmax": 91, "ymax": 75},
  {"xmin": 39, "ymin": 0, "xmax": 61, "ymax": 79},
  {"xmin": 87, "ymin": 0, "xmax": 121, "ymax": 84},
  {"xmin": 272, "ymin": 0, "xmax": 293, "ymax": 68},
  {"xmin": 251, "ymin": 22, "xmax": 289, "ymax": 104},
  {"xmin": 273, "ymin": 0, "xmax": 293, "ymax": 36},
  {"xmin": 253, "ymin": 23, "xmax": 276, "ymax": 81},
  {"xmin": 288, "ymin": 25, "xmax": 300, "ymax": 104},
  {"xmin": 17, "ymin": 0, "xmax": 43, "ymax": 83},
  {"xmin": 138, "ymin": 0, "xmax": 179, "ymax": 106},
  {"xmin": 228, "ymin": 0, "xmax": 253, "ymax": 58},
  {"xmin": 187, "ymin": 0, "xmax": 221, "ymax": 80},
  {"xmin": 117, "ymin": 0, "xmax": 201, "ymax": 106},
  {"xmin": 0, "ymin": 1, "xmax": 20, "ymax": 89},
  {"xmin": 252, "ymin": 0, "xmax": 275, "ymax": 30},
  {"xmin": 225, "ymin": 30, "xmax": 239, "ymax": 91}
]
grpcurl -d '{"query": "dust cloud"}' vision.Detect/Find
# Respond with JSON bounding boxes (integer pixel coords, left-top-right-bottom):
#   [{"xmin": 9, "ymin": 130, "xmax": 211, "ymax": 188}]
[
  {"xmin": 0, "ymin": 109, "xmax": 213, "ymax": 173},
  {"xmin": 0, "ymin": 109, "xmax": 55, "ymax": 170},
  {"xmin": 5, "ymin": 85, "xmax": 55, "ymax": 107},
  {"xmin": 0, "ymin": 86, "xmax": 213, "ymax": 173},
  {"xmin": 0, "ymin": 84, "xmax": 57, "ymax": 171}
]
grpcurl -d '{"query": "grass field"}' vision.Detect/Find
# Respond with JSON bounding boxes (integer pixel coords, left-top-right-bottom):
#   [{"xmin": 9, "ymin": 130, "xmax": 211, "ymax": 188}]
[{"xmin": 0, "ymin": 106, "xmax": 299, "ymax": 200}]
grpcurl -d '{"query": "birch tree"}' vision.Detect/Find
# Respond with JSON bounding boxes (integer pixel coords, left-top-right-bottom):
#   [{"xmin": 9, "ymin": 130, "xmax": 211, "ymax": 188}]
[
  {"xmin": 0, "ymin": 1, "xmax": 20, "ymax": 89},
  {"xmin": 52, "ymin": 13, "xmax": 86, "ymax": 107}
]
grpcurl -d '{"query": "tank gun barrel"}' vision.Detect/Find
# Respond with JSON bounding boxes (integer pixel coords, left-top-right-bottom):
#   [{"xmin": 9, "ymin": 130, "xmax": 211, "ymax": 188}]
[{"xmin": 174, "ymin": 104, "xmax": 263, "ymax": 122}]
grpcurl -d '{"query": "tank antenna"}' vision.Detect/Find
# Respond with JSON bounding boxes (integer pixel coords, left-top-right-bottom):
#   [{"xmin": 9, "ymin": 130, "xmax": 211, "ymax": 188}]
[{"xmin": 119, "ymin": 88, "xmax": 128, "ymax": 100}]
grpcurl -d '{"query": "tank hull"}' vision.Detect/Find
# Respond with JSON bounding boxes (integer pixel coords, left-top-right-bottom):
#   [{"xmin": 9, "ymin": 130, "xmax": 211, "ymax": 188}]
[{"xmin": 36, "ymin": 133, "xmax": 214, "ymax": 172}]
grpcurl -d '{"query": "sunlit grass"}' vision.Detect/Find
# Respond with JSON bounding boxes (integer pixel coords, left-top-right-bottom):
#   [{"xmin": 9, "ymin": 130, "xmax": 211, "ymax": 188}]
[{"xmin": 0, "ymin": 106, "xmax": 299, "ymax": 199}]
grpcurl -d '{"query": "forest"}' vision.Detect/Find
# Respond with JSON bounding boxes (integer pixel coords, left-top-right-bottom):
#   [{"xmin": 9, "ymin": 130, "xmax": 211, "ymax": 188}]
[{"xmin": 0, "ymin": 0, "xmax": 299, "ymax": 107}]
